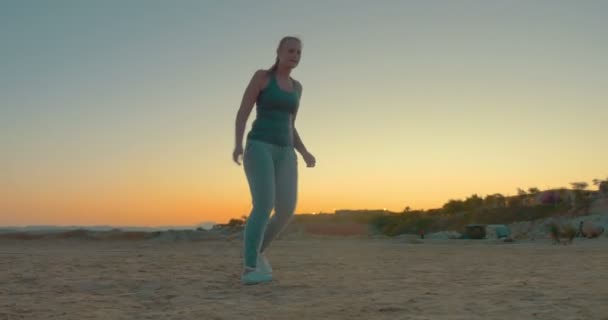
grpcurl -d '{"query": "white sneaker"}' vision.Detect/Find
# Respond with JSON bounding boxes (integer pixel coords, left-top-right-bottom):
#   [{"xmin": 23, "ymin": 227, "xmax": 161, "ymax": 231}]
[
  {"xmin": 241, "ymin": 269, "xmax": 272, "ymax": 285},
  {"xmin": 256, "ymin": 252, "xmax": 273, "ymax": 275}
]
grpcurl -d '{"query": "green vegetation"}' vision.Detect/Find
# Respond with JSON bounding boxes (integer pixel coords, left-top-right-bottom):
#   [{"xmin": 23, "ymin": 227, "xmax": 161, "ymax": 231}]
[
  {"xmin": 228, "ymin": 177, "xmax": 608, "ymax": 237},
  {"xmin": 369, "ymin": 202, "xmax": 570, "ymax": 237}
]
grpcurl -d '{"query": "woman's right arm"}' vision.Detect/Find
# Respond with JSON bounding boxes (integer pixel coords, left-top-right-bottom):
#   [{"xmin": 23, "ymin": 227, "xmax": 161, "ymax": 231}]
[{"xmin": 233, "ymin": 70, "xmax": 266, "ymax": 165}]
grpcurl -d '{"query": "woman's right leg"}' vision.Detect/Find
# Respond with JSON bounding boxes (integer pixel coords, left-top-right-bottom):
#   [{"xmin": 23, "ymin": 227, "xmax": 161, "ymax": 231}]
[{"xmin": 242, "ymin": 140, "xmax": 275, "ymax": 269}]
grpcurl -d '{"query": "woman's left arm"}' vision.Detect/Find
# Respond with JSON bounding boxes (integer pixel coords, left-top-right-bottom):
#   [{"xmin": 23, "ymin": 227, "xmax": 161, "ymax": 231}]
[
  {"xmin": 293, "ymin": 128, "xmax": 308, "ymax": 155},
  {"xmin": 292, "ymin": 82, "xmax": 316, "ymax": 167}
]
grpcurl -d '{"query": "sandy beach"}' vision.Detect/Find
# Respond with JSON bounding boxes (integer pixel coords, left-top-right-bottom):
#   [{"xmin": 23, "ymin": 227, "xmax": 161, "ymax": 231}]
[{"xmin": 2, "ymin": 237, "xmax": 608, "ymax": 320}]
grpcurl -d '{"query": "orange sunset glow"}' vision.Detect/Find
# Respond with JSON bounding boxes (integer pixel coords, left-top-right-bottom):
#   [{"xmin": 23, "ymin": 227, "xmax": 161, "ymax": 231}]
[{"xmin": 2, "ymin": 1, "xmax": 607, "ymax": 227}]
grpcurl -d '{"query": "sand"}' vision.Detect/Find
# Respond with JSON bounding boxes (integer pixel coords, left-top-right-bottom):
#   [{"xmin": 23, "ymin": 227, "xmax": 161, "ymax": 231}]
[{"xmin": 2, "ymin": 237, "xmax": 608, "ymax": 320}]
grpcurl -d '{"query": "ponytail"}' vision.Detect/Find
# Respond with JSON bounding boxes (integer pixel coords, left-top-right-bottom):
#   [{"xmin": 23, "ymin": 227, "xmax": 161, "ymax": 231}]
[{"xmin": 268, "ymin": 57, "xmax": 279, "ymax": 74}]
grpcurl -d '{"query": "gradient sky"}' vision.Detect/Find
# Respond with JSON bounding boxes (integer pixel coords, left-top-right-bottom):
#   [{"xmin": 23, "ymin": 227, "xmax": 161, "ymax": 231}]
[{"xmin": 2, "ymin": 0, "xmax": 607, "ymax": 226}]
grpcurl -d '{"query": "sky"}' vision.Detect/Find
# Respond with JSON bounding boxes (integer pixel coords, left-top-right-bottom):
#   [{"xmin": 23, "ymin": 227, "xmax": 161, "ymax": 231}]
[{"xmin": 1, "ymin": 0, "xmax": 607, "ymax": 226}]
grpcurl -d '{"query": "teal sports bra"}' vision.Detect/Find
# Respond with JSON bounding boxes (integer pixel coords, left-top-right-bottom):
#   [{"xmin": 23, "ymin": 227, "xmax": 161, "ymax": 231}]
[{"xmin": 247, "ymin": 72, "xmax": 301, "ymax": 147}]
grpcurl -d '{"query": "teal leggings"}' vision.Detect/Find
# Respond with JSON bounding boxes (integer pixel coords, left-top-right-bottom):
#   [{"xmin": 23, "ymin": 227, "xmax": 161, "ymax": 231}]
[{"xmin": 242, "ymin": 139, "xmax": 298, "ymax": 268}]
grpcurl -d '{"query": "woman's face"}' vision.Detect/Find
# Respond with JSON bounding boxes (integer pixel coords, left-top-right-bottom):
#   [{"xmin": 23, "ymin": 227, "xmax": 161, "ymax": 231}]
[{"xmin": 278, "ymin": 39, "xmax": 302, "ymax": 69}]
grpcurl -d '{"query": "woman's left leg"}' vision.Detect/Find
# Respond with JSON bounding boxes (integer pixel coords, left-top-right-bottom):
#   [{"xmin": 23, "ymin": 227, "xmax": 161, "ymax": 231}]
[{"xmin": 260, "ymin": 146, "xmax": 298, "ymax": 253}]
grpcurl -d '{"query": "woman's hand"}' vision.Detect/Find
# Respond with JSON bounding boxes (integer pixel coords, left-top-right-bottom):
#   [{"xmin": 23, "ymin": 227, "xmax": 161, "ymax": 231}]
[
  {"xmin": 302, "ymin": 151, "xmax": 316, "ymax": 168},
  {"xmin": 233, "ymin": 145, "xmax": 244, "ymax": 165}
]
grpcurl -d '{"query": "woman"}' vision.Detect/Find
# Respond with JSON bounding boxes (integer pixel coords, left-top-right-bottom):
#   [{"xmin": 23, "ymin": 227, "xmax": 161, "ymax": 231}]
[{"xmin": 232, "ymin": 36, "xmax": 316, "ymax": 285}]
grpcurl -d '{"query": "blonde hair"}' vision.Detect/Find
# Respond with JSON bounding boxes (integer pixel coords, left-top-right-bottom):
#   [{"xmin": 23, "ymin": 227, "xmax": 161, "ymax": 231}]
[{"xmin": 268, "ymin": 36, "xmax": 301, "ymax": 74}]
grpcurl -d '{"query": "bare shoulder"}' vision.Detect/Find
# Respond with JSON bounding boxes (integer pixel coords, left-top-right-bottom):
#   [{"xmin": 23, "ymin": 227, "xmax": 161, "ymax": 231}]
[
  {"xmin": 253, "ymin": 69, "xmax": 270, "ymax": 79},
  {"xmin": 252, "ymin": 69, "xmax": 271, "ymax": 89},
  {"xmin": 291, "ymin": 78, "xmax": 303, "ymax": 93}
]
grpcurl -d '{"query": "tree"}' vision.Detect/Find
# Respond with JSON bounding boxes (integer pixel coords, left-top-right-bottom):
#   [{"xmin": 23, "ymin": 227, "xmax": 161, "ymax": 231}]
[
  {"xmin": 227, "ymin": 217, "xmax": 246, "ymax": 227},
  {"xmin": 569, "ymin": 182, "xmax": 591, "ymax": 211},
  {"xmin": 463, "ymin": 194, "xmax": 484, "ymax": 210},
  {"xmin": 517, "ymin": 188, "xmax": 527, "ymax": 196},
  {"xmin": 600, "ymin": 182, "xmax": 608, "ymax": 195},
  {"xmin": 570, "ymin": 182, "xmax": 588, "ymax": 190},
  {"xmin": 484, "ymin": 193, "xmax": 506, "ymax": 208},
  {"xmin": 507, "ymin": 195, "xmax": 523, "ymax": 208},
  {"xmin": 442, "ymin": 199, "xmax": 465, "ymax": 214},
  {"xmin": 593, "ymin": 178, "xmax": 608, "ymax": 195},
  {"xmin": 528, "ymin": 187, "xmax": 540, "ymax": 194}
]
